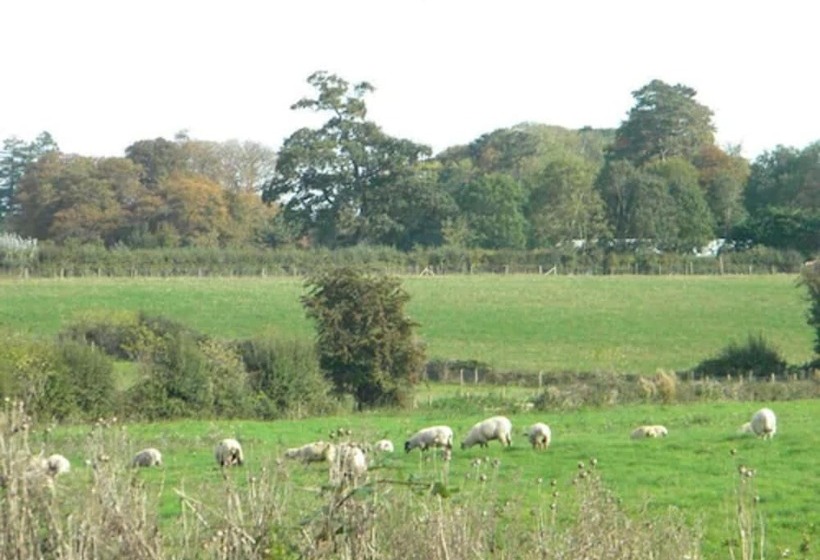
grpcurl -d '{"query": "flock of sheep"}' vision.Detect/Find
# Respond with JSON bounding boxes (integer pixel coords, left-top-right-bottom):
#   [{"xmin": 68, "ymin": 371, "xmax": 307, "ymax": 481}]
[
  {"xmin": 629, "ymin": 407, "xmax": 777, "ymax": 440},
  {"xmin": 29, "ymin": 407, "xmax": 777, "ymax": 487}
]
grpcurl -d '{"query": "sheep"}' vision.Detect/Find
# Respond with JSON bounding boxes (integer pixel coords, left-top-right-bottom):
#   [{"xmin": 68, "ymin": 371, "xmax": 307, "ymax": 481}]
[
  {"xmin": 373, "ymin": 439, "xmax": 394, "ymax": 453},
  {"xmin": 215, "ymin": 438, "xmax": 244, "ymax": 467},
  {"xmin": 525, "ymin": 422, "xmax": 552, "ymax": 450},
  {"xmin": 461, "ymin": 416, "xmax": 513, "ymax": 449},
  {"xmin": 404, "ymin": 426, "xmax": 454, "ymax": 453},
  {"xmin": 27, "ymin": 453, "xmax": 69, "ymax": 481},
  {"xmin": 44, "ymin": 453, "xmax": 71, "ymax": 477},
  {"xmin": 329, "ymin": 443, "xmax": 368, "ymax": 486},
  {"xmin": 284, "ymin": 441, "xmax": 337, "ymax": 463},
  {"xmin": 131, "ymin": 448, "xmax": 162, "ymax": 468},
  {"xmin": 630, "ymin": 425, "xmax": 669, "ymax": 439},
  {"xmin": 747, "ymin": 407, "xmax": 777, "ymax": 439}
]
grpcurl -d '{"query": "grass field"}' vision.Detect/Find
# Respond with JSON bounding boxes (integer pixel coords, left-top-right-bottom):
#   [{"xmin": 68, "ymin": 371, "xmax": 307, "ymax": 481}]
[
  {"xmin": 36, "ymin": 398, "xmax": 819, "ymax": 558},
  {"xmin": 2, "ymin": 274, "xmax": 818, "ymax": 556},
  {"xmin": 0, "ymin": 274, "xmax": 814, "ymax": 374}
]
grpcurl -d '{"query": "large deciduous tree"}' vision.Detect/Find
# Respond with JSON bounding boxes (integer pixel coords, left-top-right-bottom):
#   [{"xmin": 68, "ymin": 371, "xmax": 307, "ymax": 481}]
[
  {"xmin": 609, "ymin": 79, "xmax": 715, "ymax": 165},
  {"xmin": 527, "ymin": 155, "xmax": 610, "ymax": 247},
  {"xmin": 11, "ymin": 153, "xmax": 140, "ymax": 244},
  {"xmin": 645, "ymin": 158, "xmax": 714, "ymax": 251},
  {"xmin": 736, "ymin": 142, "xmax": 820, "ymax": 255},
  {"xmin": 453, "ymin": 172, "xmax": 528, "ymax": 249},
  {"xmin": 262, "ymin": 71, "xmax": 433, "ymax": 247},
  {"xmin": 11, "ymin": 152, "xmax": 273, "ymax": 248},
  {"xmin": 125, "ymin": 138, "xmax": 186, "ymax": 187},
  {"xmin": 302, "ymin": 267, "xmax": 425, "ymax": 408},
  {"xmin": 693, "ymin": 144, "xmax": 749, "ymax": 236}
]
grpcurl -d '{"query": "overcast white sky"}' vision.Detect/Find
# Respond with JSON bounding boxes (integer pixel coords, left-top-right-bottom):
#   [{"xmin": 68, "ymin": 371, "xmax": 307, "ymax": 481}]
[{"xmin": 1, "ymin": 0, "xmax": 817, "ymax": 160}]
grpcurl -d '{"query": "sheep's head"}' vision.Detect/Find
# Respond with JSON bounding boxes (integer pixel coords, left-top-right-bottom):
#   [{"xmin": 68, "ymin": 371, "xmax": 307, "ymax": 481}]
[{"xmin": 404, "ymin": 441, "xmax": 412, "ymax": 453}]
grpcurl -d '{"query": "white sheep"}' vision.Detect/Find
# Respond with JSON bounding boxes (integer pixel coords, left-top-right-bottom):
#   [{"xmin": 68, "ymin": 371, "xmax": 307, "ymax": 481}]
[
  {"xmin": 630, "ymin": 425, "xmax": 668, "ymax": 439},
  {"xmin": 44, "ymin": 453, "xmax": 71, "ymax": 476},
  {"xmin": 525, "ymin": 422, "xmax": 552, "ymax": 450},
  {"xmin": 747, "ymin": 408, "xmax": 777, "ymax": 439},
  {"xmin": 373, "ymin": 439, "xmax": 395, "ymax": 453},
  {"xmin": 329, "ymin": 443, "xmax": 368, "ymax": 486},
  {"xmin": 461, "ymin": 416, "xmax": 513, "ymax": 449},
  {"xmin": 284, "ymin": 441, "xmax": 336, "ymax": 463},
  {"xmin": 30, "ymin": 453, "xmax": 70, "ymax": 479},
  {"xmin": 131, "ymin": 448, "xmax": 162, "ymax": 467},
  {"xmin": 404, "ymin": 425, "xmax": 454, "ymax": 453},
  {"xmin": 215, "ymin": 438, "xmax": 244, "ymax": 467}
]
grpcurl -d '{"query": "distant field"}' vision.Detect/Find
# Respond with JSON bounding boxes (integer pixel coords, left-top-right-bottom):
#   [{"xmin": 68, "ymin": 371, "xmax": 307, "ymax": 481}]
[
  {"xmin": 0, "ymin": 274, "xmax": 814, "ymax": 374},
  {"xmin": 42, "ymin": 399, "xmax": 819, "ymax": 558}
]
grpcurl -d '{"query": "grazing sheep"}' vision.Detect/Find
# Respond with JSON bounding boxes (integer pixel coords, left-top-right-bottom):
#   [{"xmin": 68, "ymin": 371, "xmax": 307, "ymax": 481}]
[
  {"xmin": 131, "ymin": 448, "xmax": 162, "ymax": 468},
  {"xmin": 214, "ymin": 438, "xmax": 244, "ymax": 467},
  {"xmin": 404, "ymin": 426, "xmax": 454, "ymax": 453},
  {"xmin": 329, "ymin": 443, "xmax": 368, "ymax": 486},
  {"xmin": 28, "ymin": 453, "xmax": 70, "ymax": 481},
  {"xmin": 461, "ymin": 416, "xmax": 513, "ymax": 449},
  {"xmin": 284, "ymin": 441, "xmax": 336, "ymax": 463},
  {"xmin": 630, "ymin": 425, "xmax": 668, "ymax": 439},
  {"xmin": 44, "ymin": 453, "xmax": 71, "ymax": 477},
  {"xmin": 373, "ymin": 439, "xmax": 395, "ymax": 453},
  {"xmin": 748, "ymin": 408, "xmax": 777, "ymax": 439},
  {"xmin": 525, "ymin": 422, "xmax": 552, "ymax": 450}
]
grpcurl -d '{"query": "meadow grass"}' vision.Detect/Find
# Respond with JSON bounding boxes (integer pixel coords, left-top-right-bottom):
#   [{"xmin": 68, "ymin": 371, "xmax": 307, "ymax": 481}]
[
  {"xmin": 0, "ymin": 274, "xmax": 814, "ymax": 374},
  {"xmin": 37, "ymin": 398, "xmax": 818, "ymax": 559}
]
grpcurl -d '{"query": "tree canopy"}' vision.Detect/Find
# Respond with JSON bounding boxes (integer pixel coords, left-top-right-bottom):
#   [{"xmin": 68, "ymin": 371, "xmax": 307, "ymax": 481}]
[
  {"xmin": 1, "ymin": 74, "xmax": 817, "ymax": 257},
  {"xmin": 609, "ymin": 80, "xmax": 715, "ymax": 165},
  {"xmin": 263, "ymin": 71, "xmax": 434, "ymax": 247}
]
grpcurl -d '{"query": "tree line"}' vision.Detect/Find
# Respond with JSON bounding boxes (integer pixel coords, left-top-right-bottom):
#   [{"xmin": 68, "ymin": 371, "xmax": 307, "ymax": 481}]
[{"xmin": 1, "ymin": 73, "xmax": 817, "ymax": 257}]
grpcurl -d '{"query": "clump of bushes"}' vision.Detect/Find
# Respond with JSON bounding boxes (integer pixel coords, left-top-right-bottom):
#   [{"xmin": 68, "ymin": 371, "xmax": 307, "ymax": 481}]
[
  {"xmin": 0, "ymin": 332, "xmax": 116, "ymax": 421},
  {"xmin": 693, "ymin": 334, "xmax": 787, "ymax": 379},
  {"xmin": 236, "ymin": 337, "xmax": 334, "ymax": 419},
  {"xmin": 2, "ymin": 312, "xmax": 340, "ymax": 422}
]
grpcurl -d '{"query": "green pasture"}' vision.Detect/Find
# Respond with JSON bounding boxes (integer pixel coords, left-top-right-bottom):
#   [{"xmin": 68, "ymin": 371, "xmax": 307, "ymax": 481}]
[
  {"xmin": 0, "ymin": 274, "xmax": 814, "ymax": 374},
  {"xmin": 41, "ymin": 399, "xmax": 818, "ymax": 558}
]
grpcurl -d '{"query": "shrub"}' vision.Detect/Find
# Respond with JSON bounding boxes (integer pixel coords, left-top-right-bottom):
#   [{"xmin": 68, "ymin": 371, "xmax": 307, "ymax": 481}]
[
  {"xmin": 693, "ymin": 334, "xmax": 787, "ymax": 379},
  {"xmin": 60, "ymin": 310, "xmax": 141, "ymax": 359},
  {"xmin": 302, "ymin": 267, "xmax": 426, "ymax": 409},
  {"xmin": 236, "ymin": 336, "xmax": 333, "ymax": 419},
  {"xmin": 800, "ymin": 266, "xmax": 820, "ymax": 355},
  {"xmin": 0, "ymin": 333, "xmax": 116, "ymax": 421},
  {"xmin": 53, "ymin": 339, "xmax": 116, "ymax": 420},
  {"xmin": 112, "ymin": 313, "xmax": 250, "ymax": 419}
]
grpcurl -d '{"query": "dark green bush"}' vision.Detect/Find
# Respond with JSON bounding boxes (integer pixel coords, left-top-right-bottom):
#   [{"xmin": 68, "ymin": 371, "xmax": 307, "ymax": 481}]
[
  {"xmin": 693, "ymin": 334, "xmax": 787, "ymax": 379},
  {"xmin": 60, "ymin": 310, "xmax": 141, "ymax": 359},
  {"xmin": 801, "ymin": 266, "xmax": 820, "ymax": 355},
  {"xmin": 0, "ymin": 333, "xmax": 116, "ymax": 421},
  {"xmin": 119, "ymin": 314, "xmax": 253, "ymax": 420},
  {"xmin": 54, "ymin": 340, "xmax": 116, "ymax": 419},
  {"xmin": 236, "ymin": 337, "xmax": 333, "ymax": 419}
]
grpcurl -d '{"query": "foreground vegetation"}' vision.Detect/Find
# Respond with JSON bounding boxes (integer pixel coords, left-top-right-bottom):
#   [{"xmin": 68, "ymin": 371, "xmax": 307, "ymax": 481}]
[
  {"xmin": 3, "ymin": 397, "xmax": 817, "ymax": 559},
  {"xmin": 0, "ymin": 274, "xmax": 813, "ymax": 375}
]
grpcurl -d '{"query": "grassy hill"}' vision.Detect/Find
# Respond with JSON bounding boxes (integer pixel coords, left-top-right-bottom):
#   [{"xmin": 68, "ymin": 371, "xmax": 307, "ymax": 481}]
[{"xmin": 0, "ymin": 274, "xmax": 813, "ymax": 374}]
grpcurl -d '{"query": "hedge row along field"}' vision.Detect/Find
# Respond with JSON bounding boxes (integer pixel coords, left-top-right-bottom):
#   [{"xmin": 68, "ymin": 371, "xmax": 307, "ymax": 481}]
[{"xmin": 0, "ymin": 274, "xmax": 814, "ymax": 374}]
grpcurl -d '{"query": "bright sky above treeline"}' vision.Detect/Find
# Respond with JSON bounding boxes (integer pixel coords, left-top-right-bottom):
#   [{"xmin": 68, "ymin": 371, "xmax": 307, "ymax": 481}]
[{"xmin": 1, "ymin": 0, "xmax": 817, "ymax": 160}]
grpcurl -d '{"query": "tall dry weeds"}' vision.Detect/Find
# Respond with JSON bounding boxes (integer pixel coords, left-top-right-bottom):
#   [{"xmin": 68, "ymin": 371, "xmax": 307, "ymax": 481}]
[{"xmin": 1, "ymin": 400, "xmax": 720, "ymax": 559}]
